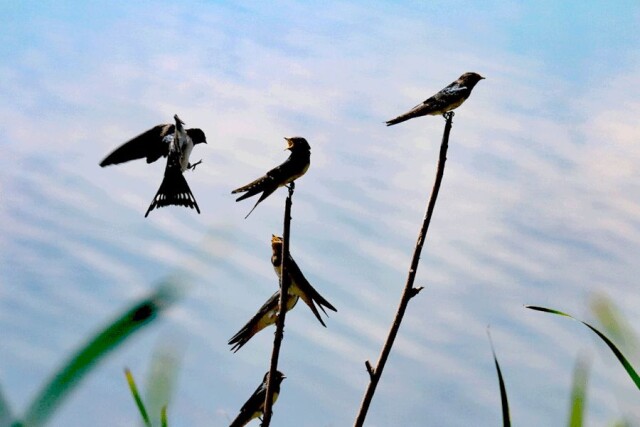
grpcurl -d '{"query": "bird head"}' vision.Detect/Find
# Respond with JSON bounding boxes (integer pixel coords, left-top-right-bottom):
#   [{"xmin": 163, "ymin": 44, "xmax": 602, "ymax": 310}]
[
  {"xmin": 174, "ymin": 114, "xmax": 186, "ymax": 132},
  {"xmin": 187, "ymin": 128, "xmax": 207, "ymax": 145},
  {"xmin": 459, "ymin": 72, "xmax": 485, "ymax": 88},
  {"xmin": 261, "ymin": 370, "xmax": 286, "ymax": 384},
  {"xmin": 284, "ymin": 136, "xmax": 311, "ymax": 152},
  {"xmin": 173, "ymin": 114, "xmax": 185, "ymax": 125},
  {"xmin": 271, "ymin": 234, "xmax": 283, "ymax": 251}
]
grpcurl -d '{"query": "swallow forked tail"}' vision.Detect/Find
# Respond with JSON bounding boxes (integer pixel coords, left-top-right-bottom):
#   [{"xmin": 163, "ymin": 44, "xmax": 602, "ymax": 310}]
[
  {"xmin": 286, "ymin": 260, "xmax": 337, "ymax": 327},
  {"xmin": 297, "ymin": 284, "xmax": 337, "ymax": 327},
  {"xmin": 145, "ymin": 168, "xmax": 200, "ymax": 217},
  {"xmin": 385, "ymin": 109, "xmax": 423, "ymax": 126},
  {"xmin": 232, "ymin": 176, "xmax": 277, "ymax": 219},
  {"xmin": 228, "ymin": 324, "xmax": 255, "ymax": 353}
]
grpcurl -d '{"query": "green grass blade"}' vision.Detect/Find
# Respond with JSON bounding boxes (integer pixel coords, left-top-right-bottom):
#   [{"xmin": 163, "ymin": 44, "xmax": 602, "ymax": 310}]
[
  {"xmin": 21, "ymin": 283, "xmax": 179, "ymax": 427},
  {"xmin": 590, "ymin": 294, "xmax": 640, "ymax": 355},
  {"xmin": 160, "ymin": 406, "xmax": 168, "ymax": 427},
  {"xmin": 487, "ymin": 329, "xmax": 511, "ymax": 427},
  {"xmin": 567, "ymin": 356, "xmax": 589, "ymax": 427},
  {"xmin": 125, "ymin": 369, "xmax": 151, "ymax": 427},
  {"xmin": 0, "ymin": 383, "xmax": 14, "ymax": 427},
  {"xmin": 526, "ymin": 305, "xmax": 640, "ymax": 389},
  {"xmin": 144, "ymin": 341, "xmax": 182, "ymax": 427}
]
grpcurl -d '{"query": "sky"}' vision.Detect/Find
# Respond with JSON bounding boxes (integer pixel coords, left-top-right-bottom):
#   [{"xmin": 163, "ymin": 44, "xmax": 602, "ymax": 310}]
[{"xmin": 2, "ymin": 1, "xmax": 640, "ymax": 426}]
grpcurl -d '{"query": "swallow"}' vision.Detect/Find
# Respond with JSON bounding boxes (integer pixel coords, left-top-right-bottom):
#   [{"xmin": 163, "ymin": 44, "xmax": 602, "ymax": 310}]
[
  {"xmin": 228, "ymin": 290, "xmax": 299, "ymax": 352},
  {"xmin": 232, "ymin": 137, "xmax": 310, "ymax": 218},
  {"xmin": 229, "ymin": 370, "xmax": 286, "ymax": 427},
  {"xmin": 271, "ymin": 235, "xmax": 337, "ymax": 326},
  {"xmin": 386, "ymin": 72, "xmax": 485, "ymax": 126},
  {"xmin": 100, "ymin": 114, "xmax": 206, "ymax": 216}
]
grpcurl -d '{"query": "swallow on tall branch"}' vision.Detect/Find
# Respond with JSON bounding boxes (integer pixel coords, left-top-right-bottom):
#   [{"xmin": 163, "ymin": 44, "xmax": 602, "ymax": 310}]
[
  {"xmin": 100, "ymin": 114, "xmax": 207, "ymax": 216},
  {"xmin": 229, "ymin": 371, "xmax": 286, "ymax": 427},
  {"xmin": 228, "ymin": 290, "xmax": 299, "ymax": 352},
  {"xmin": 386, "ymin": 72, "xmax": 485, "ymax": 126},
  {"xmin": 271, "ymin": 235, "xmax": 336, "ymax": 326},
  {"xmin": 231, "ymin": 137, "xmax": 310, "ymax": 218}
]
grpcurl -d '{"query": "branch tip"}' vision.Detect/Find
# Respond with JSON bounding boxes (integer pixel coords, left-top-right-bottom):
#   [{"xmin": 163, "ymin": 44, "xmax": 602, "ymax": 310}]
[{"xmin": 365, "ymin": 360, "xmax": 375, "ymax": 379}]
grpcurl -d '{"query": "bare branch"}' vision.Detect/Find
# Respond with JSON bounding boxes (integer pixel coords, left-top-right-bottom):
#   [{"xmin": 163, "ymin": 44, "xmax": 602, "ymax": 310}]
[
  {"xmin": 354, "ymin": 112, "xmax": 454, "ymax": 427},
  {"xmin": 262, "ymin": 183, "xmax": 295, "ymax": 427},
  {"xmin": 365, "ymin": 361, "xmax": 375, "ymax": 380}
]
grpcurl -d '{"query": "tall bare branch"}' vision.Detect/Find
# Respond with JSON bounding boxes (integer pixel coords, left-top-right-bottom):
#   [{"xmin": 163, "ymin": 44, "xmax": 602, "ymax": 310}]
[{"xmin": 354, "ymin": 112, "xmax": 454, "ymax": 426}]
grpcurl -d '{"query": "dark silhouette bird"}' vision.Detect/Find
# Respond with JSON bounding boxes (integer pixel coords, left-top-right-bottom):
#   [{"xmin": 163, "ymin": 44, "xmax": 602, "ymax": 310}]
[
  {"xmin": 232, "ymin": 137, "xmax": 310, "ymax": 218},
  {"xmin": 100, "ymin": 114, "xmax": 206, "ymax": 216},
  {"xmin": 386, "ymin": 72, "xmax": 485, "ymax": 126},
  {"xmin": 228, "ymin": 290, "xmax": 299, "ymax": 352},
  {"xmin": 229, "ymin": 371, "xmax": 286, "ymax": 427},
  {"xmin": 271, "ymin": 235, "xmax": 337, "ymax": 326}
]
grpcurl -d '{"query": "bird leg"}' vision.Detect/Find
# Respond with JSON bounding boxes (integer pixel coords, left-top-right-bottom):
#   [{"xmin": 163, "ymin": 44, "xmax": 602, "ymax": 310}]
[
  {"xmin": 188, "ymin": 159, "xmax": 203, "ymax": 171},
  {"xmin": 442, "ymin": 111, "xmax": 455, "ymax": 121},
  {"xmin": 285, "ymin": 182, "xmax": 296, "ymax": 192}
]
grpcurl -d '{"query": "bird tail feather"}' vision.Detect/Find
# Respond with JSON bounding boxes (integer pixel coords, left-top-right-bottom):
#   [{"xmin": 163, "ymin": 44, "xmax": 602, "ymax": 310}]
[{"xmin": 145, "ymin": 168, "xmax": 200, "ymax": 217}]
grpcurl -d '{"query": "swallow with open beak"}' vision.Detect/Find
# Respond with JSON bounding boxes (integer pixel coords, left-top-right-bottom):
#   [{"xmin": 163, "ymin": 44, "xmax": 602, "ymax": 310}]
[
  {"xmin": 232, "ymin": 137, "xmax": 310, "ymax": 218},
  {"xmin": 271, "ymin": 235, "xmax": 337, "ymax": 326}
]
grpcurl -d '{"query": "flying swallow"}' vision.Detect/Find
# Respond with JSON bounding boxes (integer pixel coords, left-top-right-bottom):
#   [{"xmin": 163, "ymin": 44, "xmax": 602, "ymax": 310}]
[
  {"xmin": 386, "ymin": 72, "xmax": 485, "ymax": 126},
  {"xmin": 231, "ymin": 137, "xmax": 310, "ymax": 218},
  {"xmin": 100, "ymin": 114, "xmax": 207, "ymax": 216},
  {"xmin": 229, "ymin": 371, "xmax": 286, "ymax": 427},
  {"xmin": 271, "ymin": 235, "xmax": 337, "ymax": 326},
  {"xmin": 228, "ymin": 290, "xmax": 299, "ymax": 352}
]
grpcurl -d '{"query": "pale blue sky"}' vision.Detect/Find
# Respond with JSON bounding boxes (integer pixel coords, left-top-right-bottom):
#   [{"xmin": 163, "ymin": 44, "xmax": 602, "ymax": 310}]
[{"xmin": 2, "ymin": 1, "xmax": 640, "ymax": 426}]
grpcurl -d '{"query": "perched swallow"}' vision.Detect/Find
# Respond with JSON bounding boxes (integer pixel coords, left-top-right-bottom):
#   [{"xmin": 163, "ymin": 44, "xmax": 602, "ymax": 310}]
[
  {"xmin": 100, "ymin": 114, "xmax": 207, "ymax": 217},
  {"xmin": 386, "ymin": 72, "xmax": 485, "ymax": 126},
  {"xmin": 230, "ymin": 371, "xmax": 286, "ymax": 427},
  {"xmin": 232, "ymin": 137, "xmax": 310, "ymax": 218},
  {"xmin": 228, "ymin": 290, "xmax": 299, "ymax": 352},
  {"xmin": 271, "ymin": 235, "xmax": 337, "ymax": 326}
]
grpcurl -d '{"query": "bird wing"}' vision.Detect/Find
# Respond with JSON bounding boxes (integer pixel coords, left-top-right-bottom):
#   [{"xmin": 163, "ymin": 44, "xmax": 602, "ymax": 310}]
[
  {"xmin": 229, "ymin": 292, "xmax": 299, "ymax": 352},
  {"xmin": 229, "ymin": 292, "xmax": 278, "ymax": 352},
  {"xmin": 100, "ymin": 124, "xmax": 173, "ymax": 166},
  {"xmin": 420, "ymin": 83, "xmax": 468, "ymax": 110},
  {"xmin": 231, "ymin": 382, "xmax": 267, "ymax": 427}
]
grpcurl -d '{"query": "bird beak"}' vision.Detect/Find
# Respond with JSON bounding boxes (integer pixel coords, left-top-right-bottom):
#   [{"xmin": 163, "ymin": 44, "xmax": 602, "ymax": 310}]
[
  {"xmin": 480, "ymin": 76, "xmax": 486, "ymax": 80},
  {"xmin": 174, "ymin": 114, "xmax": 185, "ymax": 125},
  {"xmin": 284, "ymin": 137, "xmax": 293, "ymax": 150}
]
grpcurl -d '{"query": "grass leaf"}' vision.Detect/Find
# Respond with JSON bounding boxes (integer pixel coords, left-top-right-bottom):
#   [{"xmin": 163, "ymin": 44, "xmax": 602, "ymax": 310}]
[
  {"xmin": 125, "ymin": 369, "xmax": 151, "ymax": 427},
  {"xmin": 526, "ymin": 305, "xmax": 640, "ymax": 390},
  {"xmin": 567, "ymin": 356, "xmax": 589, "ymax": 427},
  {"xmin": 21, "ymin": 283, "xmax": 179, "ymax": 427},
  {"xmin": 161, "ymin": 406, "xmax": 168, "ymax": 427},
  {"xmin": 487, "ymin": 329, "xmax": 511, "ymax": 427},
  {"xmin": 590, "ymin": 294, "xmax": 640, "ymax": 355},
  {"xmin": 144, "ymin": 341, "xmax": 182, "ymax": 427}
]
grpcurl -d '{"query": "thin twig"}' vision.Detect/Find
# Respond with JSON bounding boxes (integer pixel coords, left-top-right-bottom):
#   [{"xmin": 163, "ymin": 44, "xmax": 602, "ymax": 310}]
[
  {"xmin": 354, "ymin": 112, "xmax": 454, "ymax": 427},
  {"xmin": 262, "ymin": 183, "xmax": 295, "ymax": 427}
]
